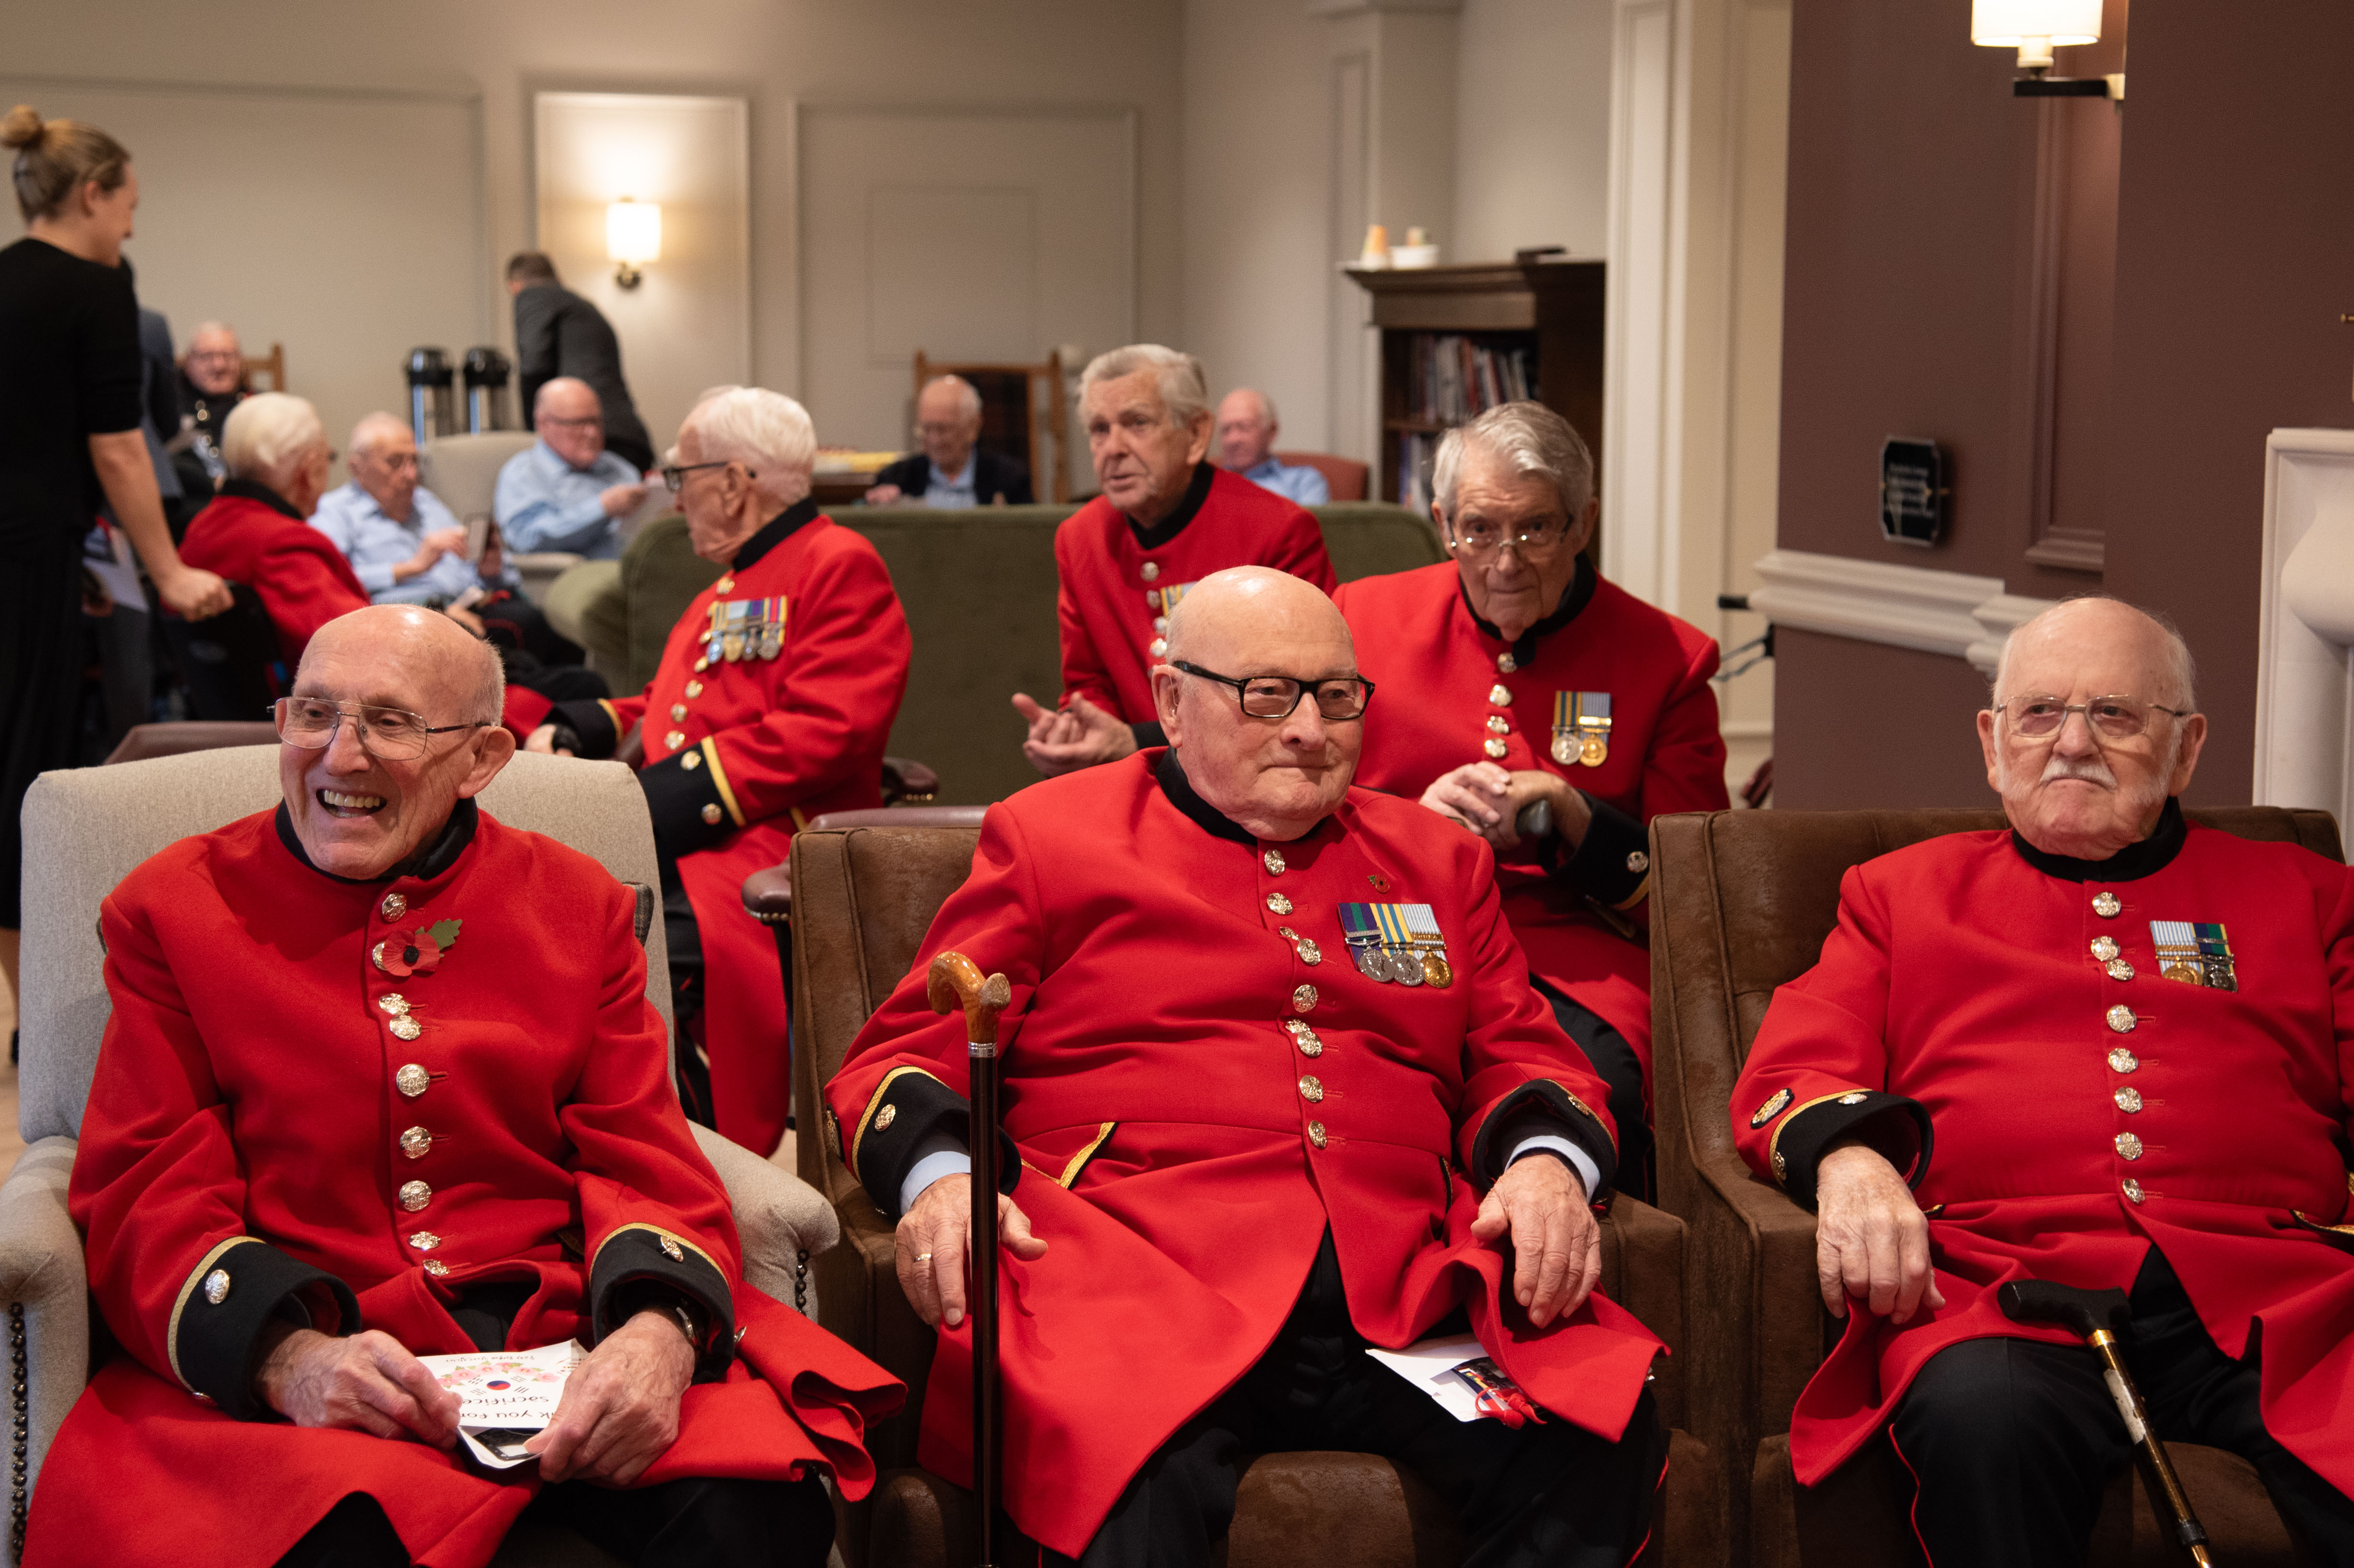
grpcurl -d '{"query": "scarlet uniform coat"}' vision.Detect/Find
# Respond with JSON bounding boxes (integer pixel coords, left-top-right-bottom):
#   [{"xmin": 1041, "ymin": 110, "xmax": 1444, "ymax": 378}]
[
  {"xmin": 1056, "ymin": 463, "xmax": 1338, "ymax": 723},
  {"xmin": 180, "ymin": 484, "xmax": 369, "ymax": 666},
  {"xmin": 826, "ymin": 751, "xmax": 1662, "ymax": 1557},
  {"xmin": 34, "ymin": 803, "xmax": 898, "ymax": 1568},
  {"xmin": 561, "ymin": 501, "xmax": 912, "ymax": 1156},
  {"xmin": 1338, "ymin": 560, "xmax": 1728, "ymax": 1072},
  {"xmin": 1731, "ymin": 810, "xmax": 2354, "ymax": 1494}
]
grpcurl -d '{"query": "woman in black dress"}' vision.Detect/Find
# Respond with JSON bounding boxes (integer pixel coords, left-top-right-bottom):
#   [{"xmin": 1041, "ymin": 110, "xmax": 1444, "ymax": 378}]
[{"xmin": 0, "ymin": 106, "xmax": 231, "ymax": 1007}]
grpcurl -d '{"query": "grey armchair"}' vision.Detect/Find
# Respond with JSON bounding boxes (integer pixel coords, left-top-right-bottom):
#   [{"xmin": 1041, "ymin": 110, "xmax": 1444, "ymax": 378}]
[{"xmin": 7, "ymin": 747, "xmax": 839, "ymax": 1565}]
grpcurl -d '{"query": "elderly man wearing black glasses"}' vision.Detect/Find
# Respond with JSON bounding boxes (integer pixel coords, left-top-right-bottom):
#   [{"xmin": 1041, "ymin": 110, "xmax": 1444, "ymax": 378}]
[
  {"xmin": 1335, "ymin": 402, "xmax": 1730, "ymax": 1198},
  {"xmin": 529, "ymin": 386, "xmax": 911, "ymax": 1159},
  {"xmin": 830, "ymin": 564, "xmax": 1668, "ymax": 1568}
]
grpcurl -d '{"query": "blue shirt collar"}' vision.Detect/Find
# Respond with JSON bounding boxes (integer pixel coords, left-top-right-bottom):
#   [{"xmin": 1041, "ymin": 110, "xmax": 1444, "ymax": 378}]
[{"xmin": 928, "ymin": 452, "xmax": 977, "ymax": 490}]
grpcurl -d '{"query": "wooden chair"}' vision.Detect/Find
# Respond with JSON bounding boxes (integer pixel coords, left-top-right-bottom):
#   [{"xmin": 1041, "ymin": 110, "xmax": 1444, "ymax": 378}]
[
  {"xmin": 786, "ymin": 821, "xmax": 1721, "ymax": 1568},
  {"xmin": 1648, "ymin": 805, "xmax": 2341, "ymax": 1568},
  {"xmin": 913, "ymin": 351, "xmax": 1069, "ymax": 503},
  {"xmin": 1274, "ymin": 450, "xmax": 1371, "ymax": 502},
  {"xmin": 102, "ymin": 721, "xmax": 277, "ymax": 765},
  {"xmin": 243, "ymin": 342, "xmax": 286, "ymax": 393}
]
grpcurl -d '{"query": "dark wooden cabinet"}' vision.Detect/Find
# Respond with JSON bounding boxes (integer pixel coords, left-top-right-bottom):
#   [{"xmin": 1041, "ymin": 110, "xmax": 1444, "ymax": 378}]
[{"xmin": 1344, "ymin": 259, "xmax": 1605, "ymax": 510}]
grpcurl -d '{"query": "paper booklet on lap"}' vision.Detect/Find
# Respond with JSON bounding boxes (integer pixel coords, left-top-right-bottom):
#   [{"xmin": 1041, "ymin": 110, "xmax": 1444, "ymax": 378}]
[
  {"xmin": 1366, "ymin": 1334, "xmax": 1548, "ymax": 1427},
  {"xmin": 416, "ymin": 1340, "xmax": 587, "ymax": 1468}
]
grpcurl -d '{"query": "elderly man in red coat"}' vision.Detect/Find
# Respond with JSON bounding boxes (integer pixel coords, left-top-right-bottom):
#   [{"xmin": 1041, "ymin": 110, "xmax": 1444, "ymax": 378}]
[
  {"xmin": 1732, "ymin": 597, "xmax": 2354, "ymax": 1565},
  {"xmin": 1010, "ymin": 345, "xmax": 1338, "ymax": 777},
  {"xmin": 1337, "ymin": 403, "xmax": 1728, "ymax": 1193},
  {"xmin": 531, "ymin": 386, "xmax": 912, "ymax": 1157},
  {"xmin": 35, "ymin": 605, "xmax": 897, "ymax": 1568},
  {"xmin": 834, "ymin": 566, "xmax": 1668, "ymax": 1568}
]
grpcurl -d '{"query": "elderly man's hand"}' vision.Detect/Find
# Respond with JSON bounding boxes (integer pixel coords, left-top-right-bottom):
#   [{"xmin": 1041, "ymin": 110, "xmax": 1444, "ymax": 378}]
[
  {"xmin": 1011, "ymin": 693, "xmax": 1137, "ymax": 777},
  {"xmin": 864, "ymin": 483, "xmax": 906, "ymax": 505},
  {"xmin": 443, "ymin": 604, "xmax": 486, "ymax": 637},
  {"xmin": 1815, "ymin": 1141, "xmax": 1944, "ymax": 1324},
  {"xmin": 157, "ymin": 565, "xmax": 234, "ymax": 622},
  {"xmin": 1469, "ymin": 1155, "xmax": 1598, "ymax": 1327},
  {"xmin": 601, "ymin": 482, "xmax": 649, "ymax": 518},
  {"xmin": 254, "ymin": 1324, "xmax": 460, "ymax": 1446},
  {"xmin": 897, "ymin": 1173, "xmax": 1048, "ymax": 1329},
  {"xmin": 525, "ymin": 723, "xmax": 573, "ymax": 758},
  {"xmin": 523, "ymin": 1308, "xmax": 695, "ymax": 1484},
  {"xmin": 1421, "ymin": 761, "xmax": 1512, "ymax": 837}
]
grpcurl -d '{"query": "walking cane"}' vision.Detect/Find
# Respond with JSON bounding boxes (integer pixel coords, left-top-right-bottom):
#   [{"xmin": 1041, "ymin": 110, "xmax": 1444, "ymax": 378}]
[
  {"xmin": 1998, "ymin": 1279, "xmax": 2216, "ymax": 1566},
  {"xmin": 929, "ymin": 952, "xmax": 1013, "ymax": 1568}
]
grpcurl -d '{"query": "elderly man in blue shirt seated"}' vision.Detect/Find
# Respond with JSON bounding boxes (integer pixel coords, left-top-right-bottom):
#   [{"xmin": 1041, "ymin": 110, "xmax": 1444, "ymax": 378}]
[
  {"xmin": 494, "ymin": 377, "xmax": 650, "ymax": 558},
  {"xmin": 311, "ymin": 413, "xmax": 517, "ymax": 606},
  {"xmin": 1214, "ymin": 387, "xmax": 1330, "ymax": 506}
]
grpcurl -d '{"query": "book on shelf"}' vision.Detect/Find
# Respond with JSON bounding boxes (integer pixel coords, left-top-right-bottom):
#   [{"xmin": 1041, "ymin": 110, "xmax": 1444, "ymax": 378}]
[{"xmin": 1407, "ymin": 334, "xmax": 1536, "ymax": 427}]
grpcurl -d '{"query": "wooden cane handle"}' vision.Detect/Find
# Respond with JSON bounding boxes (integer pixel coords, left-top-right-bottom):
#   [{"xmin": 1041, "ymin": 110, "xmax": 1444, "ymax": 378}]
[{"xmin": 927, "ymin": 951, "xmax": 1012, "ymax": 1045}]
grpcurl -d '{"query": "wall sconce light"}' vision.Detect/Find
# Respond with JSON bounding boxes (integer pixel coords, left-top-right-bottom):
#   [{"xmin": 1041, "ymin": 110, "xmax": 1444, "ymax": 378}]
[
  {"xmin": 1972, "ymin": 0, "xmax": 2121, "ymax": 98},
  {"xmin": 606, "ymin": 199, "xmax": 661, "ymax": 289}
]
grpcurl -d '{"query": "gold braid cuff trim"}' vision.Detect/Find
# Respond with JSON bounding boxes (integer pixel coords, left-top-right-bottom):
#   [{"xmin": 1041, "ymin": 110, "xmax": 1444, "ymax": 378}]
[
  {"xmin": 166, "ymin": 1234, "xmax": 263, "ymax": 1392},
  {"xmin": 1766, "ymin": 1092, "xmax": 1863, "ymax": 1187},
  {"xmin": 595, "ymin": 698, "xmax": 623, "ymax": 742},
  {"xmin": 700, "ymin": 740, "xmax": 748, "ymax": 828},
  {"xmin": 850, "ymin": 1064, "xmax": 950, "ymax": 1184},
  {"xmin": 1541, "ymin": 1078, "xmax": 1617, "ymax": 1156},
  {"xmin": 1609, "ymin": 871, "xmax": 1653, "ymax": 912},
  {"xmin": 590, "ymin": 1221, "xmax": 725, "ymax": 1281}
]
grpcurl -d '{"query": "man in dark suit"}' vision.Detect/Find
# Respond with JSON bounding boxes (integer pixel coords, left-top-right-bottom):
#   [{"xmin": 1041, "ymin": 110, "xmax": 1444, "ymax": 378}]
[
  {"xmin": 863, "ymin": 373, "xmax": 1033, "ymax": 507},
  {"xmin": 505, "ymin": 252, "xmax": 654, "ymax": 473}
]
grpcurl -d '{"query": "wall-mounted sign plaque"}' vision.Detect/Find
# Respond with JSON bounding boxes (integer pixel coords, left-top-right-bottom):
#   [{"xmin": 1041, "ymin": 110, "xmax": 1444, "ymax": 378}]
[{"xmin": 1880, "ymin": 438, "xmax": 1946, "ymax": 547}]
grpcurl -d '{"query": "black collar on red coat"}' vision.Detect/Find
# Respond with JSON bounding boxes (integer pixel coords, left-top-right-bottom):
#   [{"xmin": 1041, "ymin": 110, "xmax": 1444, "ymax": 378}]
[
  {"xmin": 216, "ymin": 478, "xmax": 304, "ymax": 521},
  {"xmin": 724, "ymin": 496, "xmax": 821, "ymax": 573},
  {"xmin": 1127, "ymin": 461, "xmax": 1217, "ymax": 551},
  {"xmin": 2006, "ymin": 796, "xmax": 2187, "ymax": 883},
  {"xmin": 1457, "ymin": 554, "xmax": 1597, "ymax": 668},
  {"xmin": 1154, "ymin": 747, "xmax": 1261, "ymax": 848},
  {"xmin": 273, "ymin": 796, "xmax": 479, "ymax": 884}
]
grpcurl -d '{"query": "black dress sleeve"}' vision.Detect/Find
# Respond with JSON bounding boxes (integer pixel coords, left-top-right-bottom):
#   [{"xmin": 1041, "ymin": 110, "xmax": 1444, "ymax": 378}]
[{"xmin": 77, "ymin": 263, "xmax": 146, "ymax": 438}]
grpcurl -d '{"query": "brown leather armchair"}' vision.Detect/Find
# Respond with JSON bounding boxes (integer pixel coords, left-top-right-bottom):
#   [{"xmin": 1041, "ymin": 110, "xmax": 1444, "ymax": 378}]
[
  {"xmin": 1649, "ymin": 806, "xmax": 2342, "ymax": 1568},
  {"xmin": 788, "ymin": 822, "xmax": 1721, "ymax": 1568}
]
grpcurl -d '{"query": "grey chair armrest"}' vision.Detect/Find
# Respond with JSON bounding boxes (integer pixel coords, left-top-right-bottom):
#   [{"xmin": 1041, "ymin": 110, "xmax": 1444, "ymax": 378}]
[
  {"xmin": 688, "ymin": 1123, "xmax": 840, "ymax": 1312},
  {"xmin": 0, "ymin": 1138, "xmax": 89, "ymax": 1497}
]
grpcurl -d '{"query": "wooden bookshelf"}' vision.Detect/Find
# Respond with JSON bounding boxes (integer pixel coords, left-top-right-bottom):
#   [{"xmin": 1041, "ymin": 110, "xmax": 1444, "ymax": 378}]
[{"xmin": 1344, "ymin": 259, "xmax": 1606, "ymax": 512}]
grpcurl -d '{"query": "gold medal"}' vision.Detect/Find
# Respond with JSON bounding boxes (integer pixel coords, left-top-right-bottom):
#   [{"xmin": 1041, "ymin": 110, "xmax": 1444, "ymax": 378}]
[
  {"xmin": 1420, "ymin": 950, "xmax": 1452, "ymax": 989},
  {"xmin": 1552, "ymin": 734, "xmax": 1575, "ymax": 766},
  {"xmin": 1580, "ymin": 733, "xmax": 1609, "ymax": 767}
]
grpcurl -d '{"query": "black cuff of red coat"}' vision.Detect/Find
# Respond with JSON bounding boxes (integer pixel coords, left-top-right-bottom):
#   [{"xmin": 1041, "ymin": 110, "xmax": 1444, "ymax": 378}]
[
  {"xmin": 1130, "ymin": 721, "xmax": 1167, "ymax": 751},
  {"xmin": 589, "ymin": 1227, "xmax": 737, "ymax": 1381},
  {"xmin": 1471, "ymin": 1082, "xmax": 1617, "ymax": 1198},
  {"xmin": 174, "ymin": 1240, "xmax": 359, "ymax": 1421},
  {"xmin": 639, "ymin": 749, "xmax": 734, "ymax": 860},
  {"xmin": 553, "ymin": 698, "xmax": 620, "ymax": 759},
  {"xmin": 851, "ymin": 1072, "xmax": 1022, "ymax": 1221},
  {"xmin": 1550, "ymin": 795, "xmax": 1651, "ymax": 907},
  {"xmin": 1773, "ymin": 1094, "xmax": 1933, "ymax": 1209}
]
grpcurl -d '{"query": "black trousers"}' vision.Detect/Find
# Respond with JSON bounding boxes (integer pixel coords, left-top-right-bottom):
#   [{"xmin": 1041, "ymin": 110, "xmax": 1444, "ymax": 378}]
[
  {"xmin": 1530, "ymin": 977, "xmax": 1651, "ymax": 1202},
  {"xmin": 1052, "ymin": 1231, "xmax": 1667, "ymax": 1568},
  {"xmin": 1890, "ymin": 1247, "xmax": 2354, "ymax": 1567},
  {"xmin": 270, "ymin": 1474, "xmax": 834, "ymax": 1568}
]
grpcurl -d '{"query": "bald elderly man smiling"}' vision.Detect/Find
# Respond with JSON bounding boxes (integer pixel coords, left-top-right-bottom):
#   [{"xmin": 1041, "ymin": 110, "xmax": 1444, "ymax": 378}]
[
  {"xmin": 833, "ymin": 567, "xmax": 1667, "ymax": 1568},
  {"xmin": 35, "ymin": 606, "xmax": 895, "ymax": 1568}
]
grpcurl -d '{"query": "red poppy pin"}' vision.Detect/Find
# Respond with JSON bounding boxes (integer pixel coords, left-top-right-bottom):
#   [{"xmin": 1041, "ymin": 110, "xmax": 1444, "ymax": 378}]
[
  {"xmin": 373, "ymin": 918, "xmax": 462, "ymax": 978},
  {"xmin": 1367, "ymin": 873, "xmax": 1391, "ymax": 893}
]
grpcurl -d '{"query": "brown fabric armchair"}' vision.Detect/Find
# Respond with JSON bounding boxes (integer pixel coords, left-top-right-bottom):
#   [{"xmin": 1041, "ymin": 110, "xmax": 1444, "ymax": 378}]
[
  {"xmin": 788, "ymin": 822, "xmax": 1721, "ymax": 1568},
  {"xmin": 1649, "ymin": 806, "xmax": 2343, "ymax": 1568}
]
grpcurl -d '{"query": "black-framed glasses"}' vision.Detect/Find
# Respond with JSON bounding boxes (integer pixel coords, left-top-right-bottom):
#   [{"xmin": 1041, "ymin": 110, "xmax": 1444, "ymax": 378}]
[
  {"xmin": 540, "ymin": 414, "xmax": 604, "ymax": 431},
  {"xmin": 274, "ymin": 697, "xmax": 490, "ymax": 761},
  {"xmin": 661, "ymin": 461, "xmax": 747, "ymax": 494},
  {"xmin": 1445, "ymin": 513, "xmax": 1573, "ymax": 558},
  {"xmin": 1171, "ymin": 661, "xmax": 1373, "ymax": 721},
  {"xmin": 1989, "ymin": 694, "xmax": 2192, "ymax": 742}
]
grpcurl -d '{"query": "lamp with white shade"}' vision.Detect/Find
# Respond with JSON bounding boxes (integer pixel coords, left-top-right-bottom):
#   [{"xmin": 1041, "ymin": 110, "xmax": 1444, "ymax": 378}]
[
  {"xmin": 606, "ymin": 199, "xmax": 661, "ymax": 289},
  {"xmin": 1971, "ymin": 0, "xmax": 2121, "ymax": 97}
]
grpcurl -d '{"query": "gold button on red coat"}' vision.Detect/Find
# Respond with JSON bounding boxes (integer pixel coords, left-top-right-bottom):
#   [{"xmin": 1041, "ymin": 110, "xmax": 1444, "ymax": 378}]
[
  {"xmin": 380, "ymin": 893, "xmax": 407, "ymax": 922},
  {"xmin": 396, "ymin": 1063, "xmax": 430, "ymax": 1097},
  {"xmin": 1298, "ymin": 1075, "xmax": 1324, "ymax": 1103},
  {"xmin": 2105, "ymin": 1005, "xmax": 2136, "ymax": 1033},
  {"xmin": 1292, "ymin": 984, "xmax": 1317, "ymax": 1013},
  {"xmin": 400, "ymin": 1126, "xmax": 433, "ymax": 1159}
]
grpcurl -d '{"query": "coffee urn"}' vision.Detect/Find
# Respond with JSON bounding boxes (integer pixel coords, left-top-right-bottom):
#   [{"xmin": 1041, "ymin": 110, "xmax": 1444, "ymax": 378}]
[
  {"xmin": 405, "ymin": 347, "xmax": 455, "ymax": 442},
  {"xmin": 462, "ymin": 346, "xmax": 513, "ymax": 432}
]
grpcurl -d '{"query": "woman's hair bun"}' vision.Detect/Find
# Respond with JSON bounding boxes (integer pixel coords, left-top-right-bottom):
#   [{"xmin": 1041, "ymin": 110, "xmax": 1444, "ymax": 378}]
[{"xmin": 0, "ymin": 106, "xmax": 45, "ymax": 152}]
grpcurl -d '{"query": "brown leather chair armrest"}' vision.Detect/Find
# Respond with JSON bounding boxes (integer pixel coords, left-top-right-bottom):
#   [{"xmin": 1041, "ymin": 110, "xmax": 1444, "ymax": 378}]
[
  {"xmin": 881, "ymin": 756, "xmax": 939, "ymax": 805},
  {"xmin": 810, "ymin": 806, "xmax": 989, "ymax": 831},
  {"xmin": 1596, "ymin": 1195, "xmax": 1688, "ymax": 1431},
  {"xmin": 741, "ymin": 863, "xmax": 792, "ymax": 924},
  {"xmin": 1692, "ymin": 1146, "xmax": 1827, "ymax": 1434}
]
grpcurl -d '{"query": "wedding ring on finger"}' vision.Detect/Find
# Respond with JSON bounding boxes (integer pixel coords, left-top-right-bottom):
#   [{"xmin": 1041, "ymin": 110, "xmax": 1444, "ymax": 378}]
[{"xmin": 916, "ymin": 1252, "xmax": 934, "ymax": 1263}]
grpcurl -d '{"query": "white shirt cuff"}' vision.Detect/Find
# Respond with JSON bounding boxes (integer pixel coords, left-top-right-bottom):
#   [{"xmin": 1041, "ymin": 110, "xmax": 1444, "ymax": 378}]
[
  {"xmin": 899, "ymin": 1141, "xmax": 972, "ymax": 1217},
  {"xmin": 1507, "ymin": 1134, "xmax": 1599, "ymax": 1201}
]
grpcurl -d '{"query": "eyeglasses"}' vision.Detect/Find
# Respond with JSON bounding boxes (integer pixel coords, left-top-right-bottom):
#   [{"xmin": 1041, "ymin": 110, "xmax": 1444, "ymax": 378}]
[
  {"xmin": 1172, "ymin": 661, "xmax": 1373, "ymax": 721},
  {"xmin": 660, "ymin": 461, "xmax": 750, "ymax": 494},
  {"xmin": 1446, "ymin": 513, "xmax": 1573, "ymax": 558},
  {"xmin": 915, "ymin": 422, "xmax": 971, "ymax": 439},
  {"xmin": 540, "ymin": 414, "xmax": 604, "ymax": 431},
  {"xmin": 274, "ymin": 697, "xmax": 490, "ymax": 760},
  {"xmin": 1990, "ymin": 694, "xmax": 2192, "ymax": 742}
]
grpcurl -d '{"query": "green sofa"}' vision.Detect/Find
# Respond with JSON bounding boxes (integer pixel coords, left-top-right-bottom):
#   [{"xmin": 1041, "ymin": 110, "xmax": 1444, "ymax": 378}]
[{"xmin": 585, "ymin": 501, "xmax": 1444, "ymax": 805}]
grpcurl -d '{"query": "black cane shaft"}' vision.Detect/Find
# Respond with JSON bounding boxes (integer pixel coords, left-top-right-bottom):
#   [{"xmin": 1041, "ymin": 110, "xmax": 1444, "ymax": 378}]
[{"xmin": 970, "ymin": 1047, "xmax": 1001, "ymax": 1568}]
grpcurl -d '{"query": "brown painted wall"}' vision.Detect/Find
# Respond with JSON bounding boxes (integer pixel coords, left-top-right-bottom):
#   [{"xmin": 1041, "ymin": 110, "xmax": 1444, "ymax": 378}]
[
  {"xmin": 2103, "ymin": 0, "xmax": 2354, "ymax": 805},
  {"xmin": 1773, "ymin": 0, "xmax": 2354, "ymax": 810}
]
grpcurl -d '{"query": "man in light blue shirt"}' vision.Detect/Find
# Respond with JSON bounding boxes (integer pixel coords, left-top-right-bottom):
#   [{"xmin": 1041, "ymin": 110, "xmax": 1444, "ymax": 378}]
[
  {"xmin": 1214, "ymin": 387, "xmax": 1331, "ymax": 506},
  {"xmin": 494, "ymin": 377, "xmax": 650, "ymax": 557},
  {"xmin": 312, "ymin": 413, "xmax": 516, "ymax": 604}
]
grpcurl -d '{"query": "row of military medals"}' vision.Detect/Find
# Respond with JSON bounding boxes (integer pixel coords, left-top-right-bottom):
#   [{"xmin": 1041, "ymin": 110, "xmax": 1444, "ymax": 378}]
[
  {"xmin": 706, "ymin": 595, "xmax": 785, "ymax": 663},
  {"xmin": 1143, "ymin": 563, "xmax": 1185, "ymax": 660},
  {"xmin": 1482, "ymin": 651, "xmax": 1612, "ymax": 767},
  {"xmin": 1338, "ymin": 901, "xmax": 1453, "ymax": 988}
]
